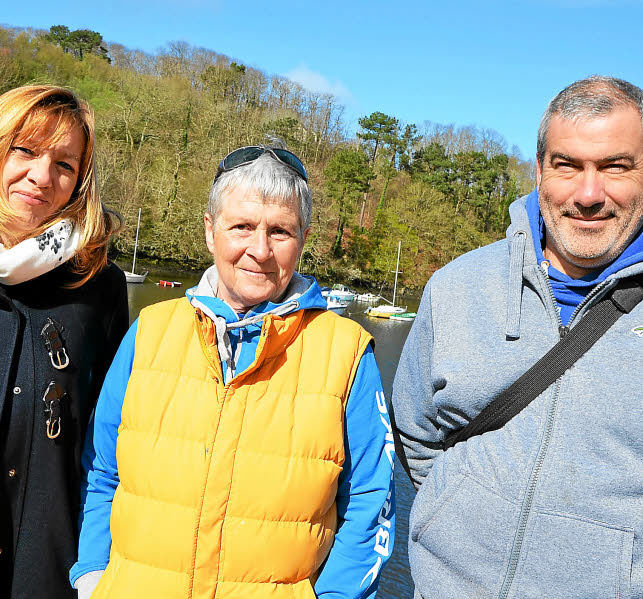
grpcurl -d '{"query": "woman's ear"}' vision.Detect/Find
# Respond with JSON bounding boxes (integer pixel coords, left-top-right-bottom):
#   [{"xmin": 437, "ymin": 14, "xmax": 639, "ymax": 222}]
[{"xmin": 204, "ymin": 212, "xmax": 216, "ymax": 256}]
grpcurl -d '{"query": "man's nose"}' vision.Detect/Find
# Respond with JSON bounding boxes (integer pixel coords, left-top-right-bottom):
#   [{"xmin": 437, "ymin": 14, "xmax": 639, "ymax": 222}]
[
  {"xmin": 27, "ymin": 155, "xmax": 53, "ymax": 188},
  {"xmin": 247, "ymin": 229, "xmax": 271, "ymax": 261},
  {"xmin": 575, "ymin": 167, "xmax": 605, "ymax": 206}
]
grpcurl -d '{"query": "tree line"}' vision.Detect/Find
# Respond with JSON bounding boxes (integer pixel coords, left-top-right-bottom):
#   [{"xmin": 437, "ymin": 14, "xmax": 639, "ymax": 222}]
[{"xmin": 0, "ymin": 25, "xmax": 536, "ymax": 290}]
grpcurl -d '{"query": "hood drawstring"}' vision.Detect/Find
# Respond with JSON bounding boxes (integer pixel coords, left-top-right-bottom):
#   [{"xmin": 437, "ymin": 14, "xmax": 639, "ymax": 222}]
[
  {"xmin": 506, "ymin": 231, "xmax": 526, "ymax": 340},
  {"xmin": 213, "ymin": 300, "xmax": 300, "ymax": 381}
]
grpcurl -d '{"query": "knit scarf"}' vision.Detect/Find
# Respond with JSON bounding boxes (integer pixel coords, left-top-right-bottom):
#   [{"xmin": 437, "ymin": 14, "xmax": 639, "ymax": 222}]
[{"xmin": 0, "ymin": 219, "xmax": 81, "ymax": 285}]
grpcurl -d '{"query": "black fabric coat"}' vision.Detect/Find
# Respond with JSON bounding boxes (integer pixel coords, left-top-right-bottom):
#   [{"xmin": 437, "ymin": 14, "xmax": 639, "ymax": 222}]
[{"xmin": 0, "ymin": 261, "xmax": 128, "ymax": 599}]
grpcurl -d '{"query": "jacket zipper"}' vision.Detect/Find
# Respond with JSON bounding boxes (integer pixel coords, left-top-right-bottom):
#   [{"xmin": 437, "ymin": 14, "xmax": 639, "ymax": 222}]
[
  {"xmin": 539, "ymin": 260, "xmax": 567, "ymax": 337},
  {"xmin": 192, "ymin": 313, "xmax": 269, "ymax": 598},
  {"xmin": 194, "ymin": 312, "xmax": 225, "ymax": 386},
  {"xmin": 498, "ymin": 264, "xmax": 612, "ymax": 598},
  {"xmin": 499, "ymin": 378, "xmax": 562, "ymax": 599}
]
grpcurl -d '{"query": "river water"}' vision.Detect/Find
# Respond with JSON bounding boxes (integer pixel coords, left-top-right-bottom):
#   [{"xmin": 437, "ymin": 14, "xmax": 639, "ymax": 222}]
[{"xmin": 125, "ymin": 270, "xmax": 418, "ymax": 599}]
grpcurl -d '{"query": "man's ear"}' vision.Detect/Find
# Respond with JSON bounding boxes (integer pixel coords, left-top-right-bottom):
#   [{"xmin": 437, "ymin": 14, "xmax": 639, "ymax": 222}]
[
  {"xmin": 204, "ymin": 212, "xmax": 216, "ymax": 256},
  {"xmin": 536, "ymin": 157, "xmax": 543, "ymax": 190}
]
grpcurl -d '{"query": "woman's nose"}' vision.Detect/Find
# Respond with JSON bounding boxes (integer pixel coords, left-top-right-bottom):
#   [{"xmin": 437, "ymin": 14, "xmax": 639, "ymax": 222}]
[
  {"xmin": 247, "ymin": 229, "xmax": 271, "ymax": 261},
  {"xmin": 27, "ymin": 155, "xmax": 53, "ymax": 188}
]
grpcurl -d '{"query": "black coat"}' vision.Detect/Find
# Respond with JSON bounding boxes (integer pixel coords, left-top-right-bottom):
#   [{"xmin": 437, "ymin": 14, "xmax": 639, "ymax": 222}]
[{"xmin": 0, "ymin": 262, "xmax": 128, "ymax": 599}]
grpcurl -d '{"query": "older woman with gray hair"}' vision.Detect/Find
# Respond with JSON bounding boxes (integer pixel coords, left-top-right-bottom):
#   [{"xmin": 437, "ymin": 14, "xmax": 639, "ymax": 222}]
[{"xmin": 72, "ymin": 146, "xmax": 395, "ymax": 599}]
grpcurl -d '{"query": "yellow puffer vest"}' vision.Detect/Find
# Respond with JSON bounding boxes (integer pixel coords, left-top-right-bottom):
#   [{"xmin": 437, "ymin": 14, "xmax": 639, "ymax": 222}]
[{"xmin": 93, "ymin": 297, "xmax": 372, "ymax": 599}]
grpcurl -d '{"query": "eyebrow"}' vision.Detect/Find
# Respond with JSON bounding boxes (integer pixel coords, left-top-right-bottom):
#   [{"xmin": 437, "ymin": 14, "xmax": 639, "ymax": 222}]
[
  {"xmin": 58, "ymin": 151, "xmax": 81, "ymax": 161},
  {"xmin": 599, "ymin": 154, "xmax": 635, "ymax": 166},
  {"xmin": 548, "ymin": 152, "xmax": 575, "ymax": 165},
  {"xmin": 549, "ymin": 152, "xmax": 635, "ymax": 167},
  {"xmin": 12, "ymin": 140, "xmax": 81, "ymax": 162}
]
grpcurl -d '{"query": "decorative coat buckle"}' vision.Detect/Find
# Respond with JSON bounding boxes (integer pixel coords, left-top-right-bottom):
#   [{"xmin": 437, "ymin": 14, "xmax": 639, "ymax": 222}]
[
  {"xmin": 43, "ymin": 381, "xmax": 64, "ymax": 439},
  {"xmin": 40, "ymin": 318, "xmax": 70, "ymax": 370}
]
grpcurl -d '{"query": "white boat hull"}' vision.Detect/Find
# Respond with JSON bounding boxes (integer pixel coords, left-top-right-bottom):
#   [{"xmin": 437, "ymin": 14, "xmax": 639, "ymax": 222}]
[
  {"xmin": 330, "ymin": 292, "xmax": 354, "ymax": 302},
  {"xmin": 327, "ymin": 298, "xmax": 349, "ymax": 315},
  {"xmin": 125, "ymin": 270, "xmax": 148, "ymax": 284},
  {"xmin": 389, "ymin": 312, "xmax": 417, "ymax": 322},
  {"xmin": 356, "ymin": 293, "xmax": 379, "ymax": 302},
  {"xmin": 324, "ymin": 284, "xmax": 356, "ymax": 302},
  {"xmin": 366, "ymin": 305, "xmax": 407, "ymax": 319}
]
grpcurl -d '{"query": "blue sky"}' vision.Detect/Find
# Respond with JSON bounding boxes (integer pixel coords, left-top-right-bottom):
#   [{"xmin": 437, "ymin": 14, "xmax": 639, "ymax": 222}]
[{"xmin": 4, "ymin": 0, "xmax": 643, "ymax": 159}]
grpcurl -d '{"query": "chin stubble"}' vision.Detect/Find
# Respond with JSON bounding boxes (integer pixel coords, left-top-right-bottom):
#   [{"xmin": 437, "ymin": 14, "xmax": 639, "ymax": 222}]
[{"xmin": 542, "ymin": 191, "xmax": 643, "ymax": 263}]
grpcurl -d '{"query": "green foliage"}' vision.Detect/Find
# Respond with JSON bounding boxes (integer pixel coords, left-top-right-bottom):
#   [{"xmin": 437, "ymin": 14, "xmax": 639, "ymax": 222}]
[
  {"xmin": 357, "ymin": 111, "xmax": 399, "ymax": 164},
  {"xmin": 0, "ymin": 24, "xmax": 536, "ymax": 287},
  {"xmin": 409, "ymin": 143, "xmax": 518, "ymax": 233},
  {"xmin": 324, "ymin": 148, "xmax": 373, "ymax": 256},
  {"xmin": 45, "ymin": 25, "xmax": 110, "ymax": 62},
  {"xmin": 397, "ymin": 124, "xmax": 421, "ymax": 170}
]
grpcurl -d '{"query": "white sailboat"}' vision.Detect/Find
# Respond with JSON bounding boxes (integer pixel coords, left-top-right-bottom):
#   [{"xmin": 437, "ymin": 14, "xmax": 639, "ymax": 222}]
[
  {"xmin": 124, "ymin": 208, "xmax": 148, "ymax": 284},
  {"xmin": 366, "ymin": 241, "xmax": 413, "ymax": 319}
]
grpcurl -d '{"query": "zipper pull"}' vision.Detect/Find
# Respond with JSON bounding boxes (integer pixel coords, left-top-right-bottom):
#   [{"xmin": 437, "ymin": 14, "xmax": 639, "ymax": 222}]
[
  {"xmin": 558, "ymin": 325, "xmax": 570, "ymax": 338},
  {"xmin": 540, "ymin": 260, "xmax": 550, "ymax": 277}
]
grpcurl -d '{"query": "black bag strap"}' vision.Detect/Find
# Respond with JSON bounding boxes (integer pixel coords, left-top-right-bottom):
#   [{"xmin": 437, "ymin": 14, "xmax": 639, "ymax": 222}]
[{"xmin": 443, "ymin": 275, "xmax": 643, "ymax": 450}]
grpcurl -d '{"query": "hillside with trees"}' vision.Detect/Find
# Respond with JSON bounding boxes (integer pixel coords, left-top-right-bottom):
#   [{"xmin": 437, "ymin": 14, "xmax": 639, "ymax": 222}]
[{"xmin": 0, "ymin": 25, "xmax": 536, "ymax": 289}]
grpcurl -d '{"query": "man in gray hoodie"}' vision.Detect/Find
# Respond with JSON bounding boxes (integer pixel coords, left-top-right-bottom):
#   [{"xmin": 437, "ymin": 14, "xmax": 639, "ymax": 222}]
[{"xmin": 392, "ymin": 75, "xmax": 643, "ymax": 599}]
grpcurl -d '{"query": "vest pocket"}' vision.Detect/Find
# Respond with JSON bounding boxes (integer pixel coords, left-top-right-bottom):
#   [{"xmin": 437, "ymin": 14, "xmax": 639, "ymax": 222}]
[
  {"xmin": 514, "ymin": 511, "xmax": 634, "ymax": 599},
  {"xmin": 409, "ymin": 472, "xmax": 519, "ymax": 597}
]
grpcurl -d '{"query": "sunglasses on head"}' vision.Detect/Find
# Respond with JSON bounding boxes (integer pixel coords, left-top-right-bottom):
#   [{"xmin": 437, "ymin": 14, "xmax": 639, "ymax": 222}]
[{"xmin": 214, "ymin": 146, "xmax": 308, "ymax": 183}]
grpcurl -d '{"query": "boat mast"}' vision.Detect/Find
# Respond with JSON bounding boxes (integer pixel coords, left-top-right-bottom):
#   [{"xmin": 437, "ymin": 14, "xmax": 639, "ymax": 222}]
[
  {"xmin": 392, "ymin": 240, "xmax": 401, "ymax": 308},
  {"xmin": 132, "ymin": 207, "xmax": 141, "ymax": 275}
]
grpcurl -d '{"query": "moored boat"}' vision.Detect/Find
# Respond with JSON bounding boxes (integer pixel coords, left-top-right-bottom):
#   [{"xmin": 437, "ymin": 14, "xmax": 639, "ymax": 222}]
[
  {"xmin": 366, "ymin": 305, "xmax": 407, "ymax": 319},
  {"xmin": 365, "ymin": 241, "xmax": 409, "ymax": 320},
  {"xmin": 125, "ymin": 271, "xmax": 147, "ymax": 284},
  {"xmin": 326, "ymin": 296, "xmax": 349, "ymax": 315},
  {"xmin": 355, "ymin": 292, "xmax": 380, "ymax": 302},
  {"xmin": 389, "ymin": 312, "xmax": 417, "ymax": 322},
  {"xmin": 123, "ymin": 208, "xmax": 148, "ymax": 284},
  {"xmin": 324, "ymin": 284, "xmax": 356, "ymax": 302}
]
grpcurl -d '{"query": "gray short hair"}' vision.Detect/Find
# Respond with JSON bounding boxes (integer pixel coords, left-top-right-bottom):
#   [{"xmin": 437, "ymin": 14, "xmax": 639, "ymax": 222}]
[
  {"xmin": 537, "ymin": 76, "xmax": 643, "ymax": 166},
  {"xmin": 207, "ymin": 152, "xmax": 312, "ymax": 238}
]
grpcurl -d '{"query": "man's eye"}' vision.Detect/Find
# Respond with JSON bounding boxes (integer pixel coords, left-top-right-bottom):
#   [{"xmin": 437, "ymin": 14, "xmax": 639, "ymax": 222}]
[
  {"xmin": 271, "ymin": 228, "xmax": 292, "ymax": 238},
  {"xmin": 233, "ymin": 224, "xmax": 251, "ymax": 231},
  {"xmin": 604, "ymin": 164, "xmax": 627, "ymax": 173}
]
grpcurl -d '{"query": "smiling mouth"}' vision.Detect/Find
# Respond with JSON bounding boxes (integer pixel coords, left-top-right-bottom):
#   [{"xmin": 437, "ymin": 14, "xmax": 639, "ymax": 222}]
[
  {"xmin": 13, "ymin": 190, "xmax": 47, "ymax": 205},
  {"xmin": 564, "ymin": 215, "xmax": 615, "ymax": 230}
]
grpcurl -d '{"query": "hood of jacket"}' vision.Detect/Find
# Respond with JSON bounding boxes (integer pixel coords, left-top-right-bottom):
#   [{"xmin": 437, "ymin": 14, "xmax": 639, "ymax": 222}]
[
  {"xmin": 503, "ymin": 191, "xmax": 643, "ymax": 338},
  {"xmin": 185, "ymin": 265, "xmax": 327, "ymax": 381}
]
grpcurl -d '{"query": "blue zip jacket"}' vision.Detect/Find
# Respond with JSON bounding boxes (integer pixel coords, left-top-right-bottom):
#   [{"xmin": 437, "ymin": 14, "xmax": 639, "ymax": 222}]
[
  {"xmin": 71, "ymin": 269, "xmax": 395, "ymax": 599},
  {"xmin": 393, "ymin": 195, "xmax": 643, "ymax": 599}
]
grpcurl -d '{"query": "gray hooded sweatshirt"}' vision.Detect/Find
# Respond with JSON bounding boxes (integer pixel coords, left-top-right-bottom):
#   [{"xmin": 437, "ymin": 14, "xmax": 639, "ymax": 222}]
[{"xmin": 392, "ymin": 196, "xmax": 643, "ymax": 599}]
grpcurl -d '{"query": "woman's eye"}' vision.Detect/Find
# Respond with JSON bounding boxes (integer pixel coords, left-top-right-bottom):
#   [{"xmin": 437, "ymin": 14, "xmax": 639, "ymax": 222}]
[
  {"xmin": 57, "ymin": 161, "xmax": 75, "ymax": 173},
  {"xmin": 271, "ymin": 228, "xmax": 292, "ymax": 239},
  {"xmin": 12, "ymin": 146, "xmax": 34, "ymax": 156}
]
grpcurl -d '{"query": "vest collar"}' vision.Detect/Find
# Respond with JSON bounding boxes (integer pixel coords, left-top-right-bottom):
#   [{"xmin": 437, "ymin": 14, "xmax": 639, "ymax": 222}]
[{"xmin": 188, "ymin": 266, "xmax": 324, "ymax": 380}]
